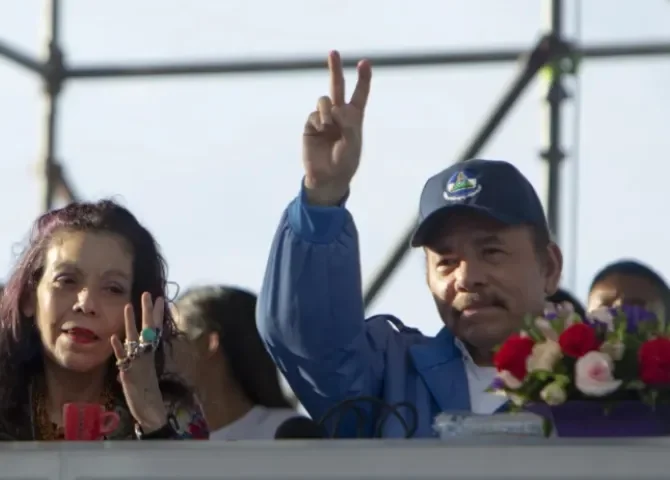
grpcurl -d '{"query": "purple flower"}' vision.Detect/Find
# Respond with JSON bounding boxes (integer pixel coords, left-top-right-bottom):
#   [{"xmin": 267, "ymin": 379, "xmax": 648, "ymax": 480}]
[
  {"xmin": 619, "ymin": 305, "xmax": 657, "ymax": 333},
  {"xmin": 584, "ymin": 308, "xmax": 615, "ymax": 330},
  {"xmin": 489, "ymin": 376, "xmax": 506, "ymax": 391}
]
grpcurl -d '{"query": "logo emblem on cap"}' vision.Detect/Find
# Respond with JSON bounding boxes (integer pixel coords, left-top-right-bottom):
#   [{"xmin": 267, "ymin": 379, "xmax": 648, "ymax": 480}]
[{"xmin": 443, "ymin": 170, "xmax": 482, "ymax": 201}]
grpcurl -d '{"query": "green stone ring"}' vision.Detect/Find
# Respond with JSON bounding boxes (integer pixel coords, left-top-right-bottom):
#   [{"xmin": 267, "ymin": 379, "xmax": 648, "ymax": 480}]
[{"xmin": 140, "ymin": 327, "xmax": 158, "ymax": 343}]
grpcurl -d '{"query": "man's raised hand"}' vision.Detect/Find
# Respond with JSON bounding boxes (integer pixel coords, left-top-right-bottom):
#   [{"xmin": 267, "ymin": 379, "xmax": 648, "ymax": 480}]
[{"xmin": 302, "ymin": 50, "xmax": 372, "ymax": 206}]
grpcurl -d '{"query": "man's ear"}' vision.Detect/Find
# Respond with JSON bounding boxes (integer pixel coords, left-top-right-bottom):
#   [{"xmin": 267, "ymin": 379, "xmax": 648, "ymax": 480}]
[{"xmin": 543, "ymin": 242, "xmax": 563, "ymax": 296}]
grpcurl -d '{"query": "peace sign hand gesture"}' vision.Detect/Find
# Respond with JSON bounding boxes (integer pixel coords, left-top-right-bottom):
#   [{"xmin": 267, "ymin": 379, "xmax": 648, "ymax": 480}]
[
  {"xmin": 303, "ymin": 50, "xmax": 372, "ymax": 206},
  {"xmin": 111, "ymin": 292, "xmax": 168, "ymax": 434}
]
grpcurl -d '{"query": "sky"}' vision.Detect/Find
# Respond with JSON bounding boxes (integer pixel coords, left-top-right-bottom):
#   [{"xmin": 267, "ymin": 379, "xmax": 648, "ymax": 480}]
[{"xmin": 1, "ymin": 0, "xmax": 669, "ymax": 336}]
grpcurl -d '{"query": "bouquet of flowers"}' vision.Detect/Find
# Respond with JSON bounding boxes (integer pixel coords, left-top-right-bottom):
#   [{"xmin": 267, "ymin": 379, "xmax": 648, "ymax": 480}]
[{"xmin": 488, "ymin": 303, "xmax": 670, "ymax": 410}]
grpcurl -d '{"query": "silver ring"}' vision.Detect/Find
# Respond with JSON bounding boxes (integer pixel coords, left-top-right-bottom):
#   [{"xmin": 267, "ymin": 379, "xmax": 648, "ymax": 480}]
[
  {"xmin": 138, "ymin": 330, "xmax": 160, "ymax": 353},
  {"xmin": 124, "ymin": 340, "xmax": 140, "ymax": 358},
  {"xmin": 116, "ymin": 356, "xmax": 132, "ymax": 372},
  {"xmin": 136, "ymin": 342, "xmax": 156, "ymax": 355}
]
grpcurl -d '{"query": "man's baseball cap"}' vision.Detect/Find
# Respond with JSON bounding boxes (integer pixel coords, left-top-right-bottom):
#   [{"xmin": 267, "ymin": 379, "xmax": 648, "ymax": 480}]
[{"xmin": 410, "ymin": 159, "xmax": 549, "ymax": 247}]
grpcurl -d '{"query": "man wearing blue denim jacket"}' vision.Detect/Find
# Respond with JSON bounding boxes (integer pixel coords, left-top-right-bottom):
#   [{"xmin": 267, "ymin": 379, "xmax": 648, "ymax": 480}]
[{"xmin": 257, "ymin": 50, "xmax": 563, "ymax": 438}]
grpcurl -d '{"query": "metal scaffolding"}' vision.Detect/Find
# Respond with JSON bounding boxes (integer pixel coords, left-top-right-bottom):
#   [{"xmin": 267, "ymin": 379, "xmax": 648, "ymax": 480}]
[{"xmin": 1, "ymin": 0, "xmax": 669, "ymax": 308}]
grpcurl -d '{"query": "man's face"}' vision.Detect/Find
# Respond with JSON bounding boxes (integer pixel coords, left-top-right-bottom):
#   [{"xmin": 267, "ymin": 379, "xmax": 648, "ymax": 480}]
[
  {"xmin": 424, "ymin": 212, "xmax": 562, "ymax": 357},
  {"xmin": 588, "ymin": 273, "xmax": 666, "ymax": 320}
]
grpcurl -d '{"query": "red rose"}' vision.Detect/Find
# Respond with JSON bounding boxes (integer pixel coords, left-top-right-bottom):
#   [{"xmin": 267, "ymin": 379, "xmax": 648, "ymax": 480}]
[
  {"xmin": 493, "ymin": 334, "xmax": 535, "ymax": 381},
  {"xmin": 558, "ymin": 323, "xmax": 600, "ymax": 358},
  {"xmin": 639, "ymin": 337, "xmax": 670, "ymax": 386}
]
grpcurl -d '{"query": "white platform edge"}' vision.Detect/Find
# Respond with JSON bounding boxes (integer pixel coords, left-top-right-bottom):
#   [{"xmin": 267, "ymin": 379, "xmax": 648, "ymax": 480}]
[{"xmin": 2, "ymin": 438, "xmax": 670, "ymax": 479}]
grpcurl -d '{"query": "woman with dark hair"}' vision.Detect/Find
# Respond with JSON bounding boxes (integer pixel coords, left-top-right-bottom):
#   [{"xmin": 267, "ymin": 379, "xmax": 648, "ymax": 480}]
[
  {"xmin": 0, "ymin": 200, "xmax": 208, "ymax": 440},
  {"xmin": 171, "ymin": 286, "xmax": 299, "ymax": 440},
  {"xmin": 588, "ymin": 259, "xmax": 670, "ymax": 320}
]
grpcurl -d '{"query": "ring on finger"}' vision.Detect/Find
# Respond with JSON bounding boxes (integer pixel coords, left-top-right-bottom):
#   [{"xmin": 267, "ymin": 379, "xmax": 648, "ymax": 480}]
[
  {"xmin": 116, "ymin": 356, "xmax": 132, "ymax": 372},
  {"xmin": 124, "ymin": 340, "xmax": 140, "ymax": 358},
  {"xmin": 140, "ymin": 327, "xmax": 160, "ymax": 345},
  {"xmin": 136, "ymin": 342, "xmax": 156, "ymax": 355}
]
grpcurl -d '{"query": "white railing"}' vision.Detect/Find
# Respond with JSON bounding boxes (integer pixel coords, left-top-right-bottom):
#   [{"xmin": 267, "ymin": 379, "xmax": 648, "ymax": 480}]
[{"xmin": 2, "ymin": 438, "xmax": 669, "ymax": 479}]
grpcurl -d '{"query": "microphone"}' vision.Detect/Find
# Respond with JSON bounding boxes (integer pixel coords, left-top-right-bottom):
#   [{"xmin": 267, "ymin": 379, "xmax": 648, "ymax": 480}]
[{"xmin": 274, "ymin": 416, "xmax": 327, "ymax": 439}]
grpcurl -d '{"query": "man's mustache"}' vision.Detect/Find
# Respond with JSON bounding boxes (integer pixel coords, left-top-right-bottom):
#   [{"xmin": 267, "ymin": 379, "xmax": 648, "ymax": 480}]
[{"xmin": 452, "ymin": 294, "xmax": 506, "ymax": 312}]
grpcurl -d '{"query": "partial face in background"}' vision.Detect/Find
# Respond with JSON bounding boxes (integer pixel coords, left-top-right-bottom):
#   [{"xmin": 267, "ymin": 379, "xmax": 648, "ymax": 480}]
[
  {"xmin": 588, "ymin": 273, "xmax": 666, "ymax": 320},
  {"xmin": 425, "ymin": 212, "xmax": 562, "ymax": 353},
  {"xmin": 169, "ymin": 307, "xmax": 212, "ymax": 388},
  {"xmin": 24, "ymin": 230, "xmax": 133, "ymax": 372}
]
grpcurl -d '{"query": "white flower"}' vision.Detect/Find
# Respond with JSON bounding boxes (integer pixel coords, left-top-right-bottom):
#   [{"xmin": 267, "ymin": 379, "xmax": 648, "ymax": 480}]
[
  {"xmin": 498, "ymin": 370, "xmax": 523, "ymax": 389},
  {"xmin": 540, "ymin": 382, "xmax": 567, "ymax": 406},
  {"xmin": 557, "ymin": 302, "xmax": 581, "ymax": 327},
  {"xmin": 543, "ymin": 302, "xmax": 558, "ymax": 317},
  {"xmin": 558, "ymin": 301, "xmax": 575, "ymax": 315},
  {"xmin": 526, "ymin": 340, "xmax": 563, "ymax": 373},
  {"xmin": 545, "ymin": 301, "xmax": 580, "ymax": 328},
  {"xmin": 599, "ymin": 341, "xmax": 625, "ymax": 361},
  {"xmin": 587, "ymin": 307, "xmax": 615, "ymax": 331},
  {"xmin": 534, "ymin": 318, "xmax": 558, "ymax": 341},
  {"xmin": 574, "ymin": 351, "xmax": 622, "ymax": 397}
]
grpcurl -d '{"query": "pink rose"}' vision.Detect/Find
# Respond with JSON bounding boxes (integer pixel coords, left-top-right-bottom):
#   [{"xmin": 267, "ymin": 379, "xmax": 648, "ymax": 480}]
[{"xmin": 574, "ymin": 351, "xmax": 622, "ymax": 397}]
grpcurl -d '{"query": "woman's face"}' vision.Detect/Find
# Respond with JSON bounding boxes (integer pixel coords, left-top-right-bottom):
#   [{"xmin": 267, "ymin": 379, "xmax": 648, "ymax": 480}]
[
  {"xmin": 588, "ymin": 272, "xmax": 665, "ymax": 320},
  {"xmin": 25, "ymin": 230, "xmax": 134, "ymax": 372}
]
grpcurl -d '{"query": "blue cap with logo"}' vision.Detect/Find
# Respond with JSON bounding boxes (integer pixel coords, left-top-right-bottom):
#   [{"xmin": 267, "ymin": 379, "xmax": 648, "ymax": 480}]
[{"xmin": 410, "ymin": 159, "xmax": 549, "ymax": 247}]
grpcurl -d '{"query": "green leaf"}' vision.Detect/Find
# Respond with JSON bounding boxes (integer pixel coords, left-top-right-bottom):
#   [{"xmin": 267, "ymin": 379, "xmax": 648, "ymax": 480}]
[
  {"xmin": 657, "ymin": 310, "xmax": 666, "ymax": 332},
  {"xmin": 626, "ymin": 380, "xmax": 645, "ymax": 390},
  {"xmin": 542, "ymin": 418, "xmax": 553, "ymax": 438},
  {"xmin": 532, "ymin": 370, "xmax": 552, "ymax": 382},
  {"xmin": 614, "ymin": 312, "xmax": 627, "ymax": 341},
  {"xmin": 523, "ymin": 314, "xmax": 536, "ymax": 332},
  {"xmin": 552, "ymin": 362, "xmax": 568, "ymax": 376},
  {"xmin": 534, "ymin": 332, "xmax": 546, "ymax": 343}
]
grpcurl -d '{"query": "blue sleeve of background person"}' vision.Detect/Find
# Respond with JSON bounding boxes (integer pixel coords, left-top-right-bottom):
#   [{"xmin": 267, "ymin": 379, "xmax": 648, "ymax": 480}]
[{"xmin": 257, "ymin": 185, "xmax": 387, "ymax": 437}]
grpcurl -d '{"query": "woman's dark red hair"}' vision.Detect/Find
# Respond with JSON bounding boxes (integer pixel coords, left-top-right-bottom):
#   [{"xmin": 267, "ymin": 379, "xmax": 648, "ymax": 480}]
[{"xmin": 0, "ymin": 200, "xmax": 182, "ymax": 412}]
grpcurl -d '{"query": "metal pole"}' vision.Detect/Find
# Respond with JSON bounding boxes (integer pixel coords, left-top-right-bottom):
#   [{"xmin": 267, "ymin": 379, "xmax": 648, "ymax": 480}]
[
  {"xmin": 3, "ymin": 39, "xmax": 670, "ymax": 79},
  {"xmin": 0, "ymin": 41, "xmax": 44, "ymax": 74},
  {"xmin": 38, "ymin": 0, "xmax": 65, "ymax": 212},
  {"xmin": 540, "ymin": 0, "xmax": 568, "ymax": 238},
  {"xmin": 61, "ymin": 41, "xmax": 670, "ymax": 80}
]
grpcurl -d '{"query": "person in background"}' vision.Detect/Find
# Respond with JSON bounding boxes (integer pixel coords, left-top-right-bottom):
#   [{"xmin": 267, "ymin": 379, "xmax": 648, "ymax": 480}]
[
  {"xmin": 171, "ymin": 286, "xmax": 298, "ymax": 440},
  {"xmin": 256, "ymin": 51, "xmax": 563, "ymax": 438},
  {"xmin": 588, "ymin": 259, "xmax": 670, "ymax": 320},
  {"xmin": 547, "ymin": 288, "xmax": 586, "ymax": 319},
  {"xmin": 0, "ymin": 200, "xmax": 208, "ymax": 440}
]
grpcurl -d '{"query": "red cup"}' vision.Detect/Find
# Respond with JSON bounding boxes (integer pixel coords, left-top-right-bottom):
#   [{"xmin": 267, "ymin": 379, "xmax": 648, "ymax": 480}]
[{"xmin": 63, "ymin": 403, "xmax": 120, "ymax": 440}]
